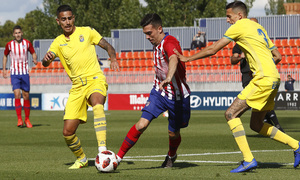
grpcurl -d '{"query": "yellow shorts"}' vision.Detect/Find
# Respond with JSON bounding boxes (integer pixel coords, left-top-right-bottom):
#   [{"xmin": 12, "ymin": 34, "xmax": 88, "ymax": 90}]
[
  {"xmin": 238, "ymin": 76, "xmax": 280, "ymax": 112},
  {"xmin": 64, "ymin": 75, "xmax": 108, "ymax": 122}
]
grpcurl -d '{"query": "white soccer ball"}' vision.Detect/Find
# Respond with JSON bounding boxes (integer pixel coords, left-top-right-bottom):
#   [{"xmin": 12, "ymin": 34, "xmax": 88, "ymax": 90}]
[{"xmin": 95, "ymin": 150, "xmax": 118, "ymax": 172}]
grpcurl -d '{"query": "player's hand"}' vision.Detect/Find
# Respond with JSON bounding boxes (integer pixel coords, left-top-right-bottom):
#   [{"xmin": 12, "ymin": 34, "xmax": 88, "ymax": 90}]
[
  {"xmin": 240, "ymin": 52, "xmax": 245, "ymax": 58},
  {"xmin": 110, "ymin": 59, "xmax": 120, "ymax": 71},
  {"xmin": 159, "ymin": 77, "xmax": 171, "ymax": 90},
  {"xmin": 173, "ymin": 49, "xmax": 188, "ymax": 62},
  {"xmin": 33, "ymin": 59, "xmax": 38, "ymax": 65},
  {"xmin": 43, "ymin": 52, "xmax": 54, "ymax": 62},
  {"xmin": 2, "ymin": 70, "xmax": 8, "ymax": 79}
]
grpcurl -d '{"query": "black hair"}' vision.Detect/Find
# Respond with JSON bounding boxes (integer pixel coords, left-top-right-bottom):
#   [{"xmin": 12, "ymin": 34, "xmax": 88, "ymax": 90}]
[
  {"xmin": 13, "ymin": 25, "xmax": 22, "ymax": 32},
  {"xmin": 140, "ymin": 13, "xmax": 162, "ymax": 28},
  {"xmin": 226, "ymin": 1, "xmax": 247, "ymax": 16},
  {"xmin": 57, "ymin": 5, "xmax": 73, "ymax": 17}
]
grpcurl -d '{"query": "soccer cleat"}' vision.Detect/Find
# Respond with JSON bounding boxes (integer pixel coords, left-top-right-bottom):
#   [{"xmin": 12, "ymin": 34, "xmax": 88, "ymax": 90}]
[
  {"xmin": 161, "ymin": 154, "xmax": 177, "ymax": 168},
  {"xmin": 24, "ymin": 119, "xmax": 32, "ymax": 128},
  {"xmin": 294, "ymin": 142, "xmax": 300, "ymax": 168},
  {"xmin": 69, "ymin": 159, "xmax": 88, "ymax": 169},
  {"xmin": 230, "ymin": 159, "xmax": 257, "ymax": 173},
  {"xmin": 17, "ymin": 119, "xmax": 23, "ymax": 127}
]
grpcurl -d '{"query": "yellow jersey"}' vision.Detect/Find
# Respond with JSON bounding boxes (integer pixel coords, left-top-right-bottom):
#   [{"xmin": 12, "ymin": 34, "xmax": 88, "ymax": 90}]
[
  {"xmin": 224, "ymin": 19, "xmax": 280, "ymax": 79},
  {"xmin": 49, "ymin": 26, "xmax": 103, "ymax": 82}
]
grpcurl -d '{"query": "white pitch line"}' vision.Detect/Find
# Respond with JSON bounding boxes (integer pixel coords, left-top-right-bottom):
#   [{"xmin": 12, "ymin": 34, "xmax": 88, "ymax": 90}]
[
  {"xmin": 124, "ymin": 149, "xmax": 292, "ymax": 159},
  {"xmin": 89, "ymin": 149, "xmax": 294, "ymax": 165}
]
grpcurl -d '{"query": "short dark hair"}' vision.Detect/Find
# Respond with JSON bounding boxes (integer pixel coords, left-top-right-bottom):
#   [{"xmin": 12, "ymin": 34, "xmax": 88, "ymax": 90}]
[
  {"xmin": 13, "ymin": 25, "xmax": 22, "ymax": 32},
  {"xmin": 57, "ymin": 5, "xmax": 73, "ymax": 17},
  {"xmin": 140, "ymin": 13, "xmax": 162, "ymax": 28},
  {"xmin": 226, "ymin": 1, "xmax": 247, "ymax": 16}
]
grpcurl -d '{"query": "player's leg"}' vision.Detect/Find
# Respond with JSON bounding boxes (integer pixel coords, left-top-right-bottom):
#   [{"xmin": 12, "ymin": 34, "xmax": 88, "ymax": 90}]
[
  {"xmin": 265, "ymin": 110, "xmax": 284, "ymax": 132},
  {"xmin": 225, "ymin": 97, "xmax": 257, "ymax": 173},
  {"xmin": 162, "ymin": 95, "xmax": 190, "ymax": 168},
  {"xmin": 254, "ymin": 111, "xmax": 300, "ymax": 168},
  {"xmin": 117, "ymin": 89, "xmax": 164, "ymax": 163},
  {"xmin": 116, "ymin": 117, "xmax": 152, "ymax": 162},
  {"xmin": 63, "ymin": 87, "xmax": 88, "ymax": 169},
  {"xmin": 13, "ymin": 89, "xmax": 23, "ymax": 127},
  {"xmin": 11, "ymin": 75, "xmax": 23, "ymax": 127},
  {"xmin": 88, "ymin": 92, "xmax": 107, "ymax": 153},
  {"xmin": 21, "ymin": 74, "xmax": 32, "ymax": 127},
  {"xmin": 63, "ymin": 119, "xmax": 88, "ymax": 169},
  {"xmin": 22, "ymin": 91, "xmax": 32, "ymax": 128}
]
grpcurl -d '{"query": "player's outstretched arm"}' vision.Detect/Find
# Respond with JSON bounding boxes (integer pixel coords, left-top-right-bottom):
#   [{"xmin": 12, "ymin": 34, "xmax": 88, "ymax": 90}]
[
  {"xmin": 98, "ymin": 38, "xmax": 119, "ymax": 71},
  {"xmin": 174, "ymin": 37, "xmax": 231, "ymax": 62},
  {"xmin": 32, "ymin": 52, "xmax": 38, "ymax": 65},
  {"xmin": 42, "ymin": 52, "xmax": 55, "ymax": 67}
]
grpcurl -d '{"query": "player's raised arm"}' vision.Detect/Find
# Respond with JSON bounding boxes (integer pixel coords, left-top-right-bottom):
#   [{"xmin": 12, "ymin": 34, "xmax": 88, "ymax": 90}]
[
  {"xmin": 42, "ymin": 51, "xmax": 55, "ymax": 67},
  {"xmin": 98, "ymin": 38, "xmax": 119, "ymax": 71}
]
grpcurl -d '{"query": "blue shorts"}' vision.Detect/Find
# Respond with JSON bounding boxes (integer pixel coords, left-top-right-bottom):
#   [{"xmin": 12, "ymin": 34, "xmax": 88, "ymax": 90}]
[
  {"xmin": 141, "ymin": 88, "xmax": 191, "ymax": 132},
  {"xmin": 11, "ymin": 74, "xmax": 30, "ymax": 92}
]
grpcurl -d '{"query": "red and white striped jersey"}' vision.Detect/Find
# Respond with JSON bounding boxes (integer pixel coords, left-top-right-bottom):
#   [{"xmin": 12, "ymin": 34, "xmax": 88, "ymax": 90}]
[
  {"xmin": 4, "ymin": 39, "xmax": 35, "ymax": 75},
  {"xmin": 152, "ymin": 33, "xmax": 190, "ymax": 100}
]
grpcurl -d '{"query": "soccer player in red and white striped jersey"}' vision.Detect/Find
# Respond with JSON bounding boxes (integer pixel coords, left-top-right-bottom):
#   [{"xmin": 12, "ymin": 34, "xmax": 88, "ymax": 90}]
[
  {"xmin": 2, "ymin": 25, "xmax": 37, "ymax": 128},
  {"xmin": 117, "ymin": 13, "xmax": 191, "ymax": 168}
]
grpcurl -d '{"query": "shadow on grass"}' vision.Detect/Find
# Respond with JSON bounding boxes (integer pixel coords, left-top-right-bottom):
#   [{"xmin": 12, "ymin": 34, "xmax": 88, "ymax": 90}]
[
  {"xmin": 116, "ymin": 161, "xmax": 199, "ymax": 171},
  {"xmin": 17, "ymin": 124, "xmax": 50, "ymax": 128},
  {"xmin": 257, "ymin": 161, "xmax": 286, "ymax": 169}
]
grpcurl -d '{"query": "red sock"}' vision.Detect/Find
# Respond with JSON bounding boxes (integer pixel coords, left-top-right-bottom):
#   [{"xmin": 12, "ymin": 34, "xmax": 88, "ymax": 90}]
[
  {"xmin": 117, "ymin": 125, "xmax": 142, "ymax": 159},
  {"xmin": 168, "ymin": 134, "xmax": 181, "ymax": 157},
  {"xmin": 24, "ymin": 100, "xmax": 30, "ymax": 120},
  {"xmin": 15, "ymin": 99, "xmax": 22, "ymax": 120}
]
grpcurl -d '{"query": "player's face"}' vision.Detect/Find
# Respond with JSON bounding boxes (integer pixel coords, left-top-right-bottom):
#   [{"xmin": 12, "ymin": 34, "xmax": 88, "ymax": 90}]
[
  {"xmin": 226, "ymin": 8, "xmax": 241, "ymax": 24},
  {"xmin": 56, "ymin": 11, "xmax": 75, "ymax": 36},
  {"xmin": 143, "ymin": 24, "xmax": 163, "ymax": 46},
  {"xmin": 13, "ymin": 29, "xmax": 23, "ymax": 42}
]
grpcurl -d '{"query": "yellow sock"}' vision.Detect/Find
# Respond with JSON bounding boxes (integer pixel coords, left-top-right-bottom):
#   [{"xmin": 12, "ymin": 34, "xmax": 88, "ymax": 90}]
[
  {"xmin": 228, "ymin": 118, "xmax": 254, "ymax": 162},
  {"xmin": 93, "ymin": 104, "xmax": 107, "ymax": 149},
  {"xmin": 259, "ymin": 123, "xmax": 299, "ymax": 150},
  {"xmin": 64, "ymin": 134, "xmax": 86, "ymax": 160}
]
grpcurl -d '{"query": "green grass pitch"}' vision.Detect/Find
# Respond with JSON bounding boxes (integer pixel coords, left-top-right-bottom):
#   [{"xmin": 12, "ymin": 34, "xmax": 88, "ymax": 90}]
[{"xmin": 0, "ymin": 110, "xmax": 300, "ymax": 179}]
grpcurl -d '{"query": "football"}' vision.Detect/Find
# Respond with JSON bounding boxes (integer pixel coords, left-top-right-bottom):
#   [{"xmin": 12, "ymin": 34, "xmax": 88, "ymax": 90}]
[{"xmin": 95, "ymin": 150, "xmax": 118, "ymax": 172}]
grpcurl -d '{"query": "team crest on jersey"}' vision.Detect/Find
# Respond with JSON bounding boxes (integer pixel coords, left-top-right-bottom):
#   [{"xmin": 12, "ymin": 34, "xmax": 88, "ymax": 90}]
[
  {"xmin": 22, "ymin": 45, "xmax": 26, "ymax": 49},
  {"xmin": 79, "ymin": 35, "xmax": 84, "ymax": 42}
]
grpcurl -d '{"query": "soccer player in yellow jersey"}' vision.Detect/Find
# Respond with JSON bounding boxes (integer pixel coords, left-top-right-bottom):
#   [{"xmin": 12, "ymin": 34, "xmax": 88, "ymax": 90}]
[
  {"xmin": 42, "ymin": 5, "xmax": 119, "ymax": 169},
  {"xmin": 175, "ymin": 1, "xmax": 300, "ymax": 173}
]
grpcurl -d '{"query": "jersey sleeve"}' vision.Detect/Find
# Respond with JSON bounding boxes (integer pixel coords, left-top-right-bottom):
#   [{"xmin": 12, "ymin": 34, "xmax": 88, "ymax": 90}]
[
  {"xmin": 223, "ymin": 23, "xmax": 240, "ymax": 42},
  {"xmin": 163, "ymin": 38, "xmax": 182, "ymax": 57},
  {"xmin": 27, "ymin": 41, "xmax": 35, "ymax": 54},
  {"xmin": 89, "ymin": 27, "xmax": 103, "ymax": 45},
  {"xmin": 4, "ymin": 42, "xmax": 10, "ymax": 56},
  {"xmin": 48, "ymin": 38, "xmax": 60, "ymax": 58}
]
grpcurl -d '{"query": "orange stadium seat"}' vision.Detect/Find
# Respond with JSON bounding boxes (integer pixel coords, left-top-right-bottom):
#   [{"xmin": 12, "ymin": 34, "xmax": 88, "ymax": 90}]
[
  {"xmin": 119, "ymin": 60, "xmax": 128, "ymax": 68},
  {"xmin": 127, "ymin": 52, "xmax": 134, "ymax": 60},
  {"xmin": 211, "ymin": 57, "xmax": 218, "ymax": 66},
  {"xmin": 292, "ymin": 47, "xmax": 299, "ymax": 56},
  {"xmin": 275, "ymin": 39, "xmax": 282, "ymax": 47},
  {"xmin": 145, "ymin": 51, "xmax": 153, "ymax": 60},
  {"xmin": 133, "ymin": 60, "xmax": 140, "ymax": 67},
  {"xmin": 278, "ymin": 47, "xmax": 283, "ymax": 54},
  {"xmin": 287, "ymin": 56, "xmax": 295, "ymax": 65},
  {"xmin": 139, "ymin": 51, "xmax": 146, "ymax": 60},
  {"xmin": 280, "ymin": 56, "xmax": 287, "ymax": 65},
  {"xmin": 295, "ymin": 56, "xmax": 300, "ymax": 64},
  {"xmin": 189, "ymin": 50, "xmax": 196, "ymax": 56},
  {"xmin": 281, "ymin": 39, "xmax": 288, "ymax": 47},
  {"xmin": 119, "ymin": 52, "xmax": 127, "ymax": 60},
  {"xmin": 127, "ymin": 60, "xmax": 134, "ymax": 68},
  {"xmin": 183, "ymin": 50, "xmax": 189, "ymax": 57},
  {"xmin": 296, "ymin": 39, "xmax": 300, "ymax": 46},
  {"xmin": 224, "ymin": 57, "xmax": 231, "ymax": 65},
  {"xmin": 146, "ymin": 59, "xmax": 153, "ymax": 67},
  {"xmin": 222, "ymin": 49, "xmax": 230, "ymax": 57},
  {"xmin": 204, "ymin": 58, "xmax": 211, "ymax": 65},
  {"xmin": 289, "ymin": 39, "xmax": 296, "ymax": 47},
  {"xmin": 289, "ymin": 64, "xmax": 296, "ymax": 69},
  {"xmin": 139, "ymin": 60, "xmax": 147, "ymax": 67},
  {"xmin": 133, "ymin": 52, "xmax": 140, "ymax": 60},
  {"xmin": 283, "ymin": 47, "xmax": 292, "ymax": 56},
  {"xmin": 217, "ymin": 57, "xmax": 225, "ymax": 65}
]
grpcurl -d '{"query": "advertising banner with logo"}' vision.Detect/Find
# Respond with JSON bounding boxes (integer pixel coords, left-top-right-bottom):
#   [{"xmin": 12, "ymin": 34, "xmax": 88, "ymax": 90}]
[
  {"xmin": 274, "ymin": 91, "xmax": 299, "ymax": 110},
  {"xmin": 108, "ymin": 94, "xmax": 149, "ymax": 110},
  {"xmin": 190, "ymin": 92, "xmax": 239, "ymax": 110},
  {"xmin": 0, "ymin": 93, "xmax": 42, "ymax": 110},
  {"xmin": 42, "ymin": 93, "xmax": 108, "ymax": 111}
]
